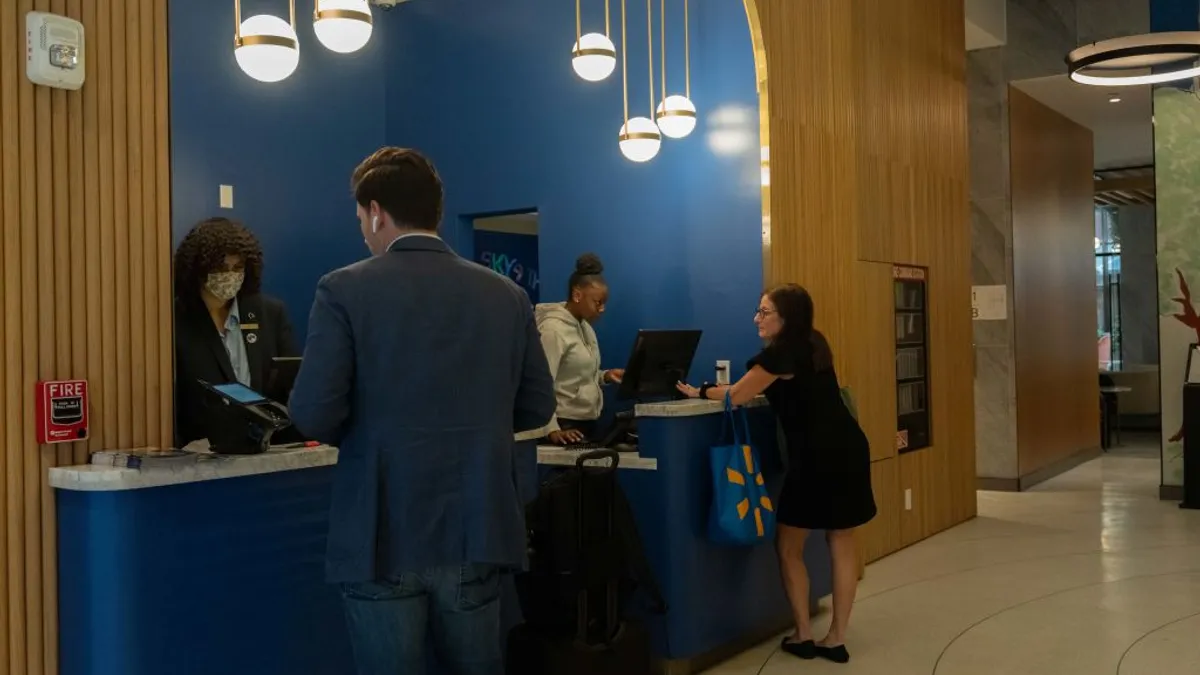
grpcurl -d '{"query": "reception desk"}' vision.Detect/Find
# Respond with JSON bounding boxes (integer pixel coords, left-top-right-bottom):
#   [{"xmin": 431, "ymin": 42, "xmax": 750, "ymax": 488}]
[
  {"xmin": 51, "ymin": 401, "xmax": 829, "ymax": 675},
  {"xmin": 51, "ymin": 446, "xmax": 353, "ymax": 675},
  {"xmin": 614, "ymin": 399, "xmax": 831, "ymax": 672}
]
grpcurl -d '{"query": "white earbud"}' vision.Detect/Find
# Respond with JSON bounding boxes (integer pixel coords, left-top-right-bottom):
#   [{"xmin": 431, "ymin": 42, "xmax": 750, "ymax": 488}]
[{"xmin": 371, "ymin": 215, "xmax": 380, "ymax": 234}]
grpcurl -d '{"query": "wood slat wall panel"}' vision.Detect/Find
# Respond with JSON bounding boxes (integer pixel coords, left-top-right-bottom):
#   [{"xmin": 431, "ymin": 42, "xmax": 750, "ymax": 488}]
[
  {"xmin": 848, "ymin": 262, "xmax": 898, "ymax": 463},
  {"xmin": 750, "ymin": 0, "xmax": 975, "ymax": 560},
  {"xmin": 1, "ymin": 3, "xmax": 21, "ymax": 672},
  {"xmin": 0, "ymin": 2, "xmax": 172, "ymax": 672},
  {"xmin": 859, "ymin": 457, "xmax": 902, "ymax": 563}
]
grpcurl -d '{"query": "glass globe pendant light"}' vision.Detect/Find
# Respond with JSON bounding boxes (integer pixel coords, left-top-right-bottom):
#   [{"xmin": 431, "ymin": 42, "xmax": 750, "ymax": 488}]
[
  {"xmin": 314, "ymin": 0, "xmax": 374, "ymax": 54},
  {"xmin": 233, "ymin": 0, "xmax": 300, "ymax": 83},
  {"xmin": 655, "ymin": 0, "xmax": 697, "ymax": 139},
  {"xmin": 618, "ymin": 0, "xmax": 662, "ymax": 162},
  {"xmin": 573, "ymin": 0, "xmax": 617, "ymax": 81}
]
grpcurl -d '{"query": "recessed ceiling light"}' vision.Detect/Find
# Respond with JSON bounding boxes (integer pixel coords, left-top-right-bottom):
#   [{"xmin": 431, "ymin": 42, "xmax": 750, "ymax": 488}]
[{"xmin": 1109, "ymin": 94, "xmax": 1122, "ymax": 103}]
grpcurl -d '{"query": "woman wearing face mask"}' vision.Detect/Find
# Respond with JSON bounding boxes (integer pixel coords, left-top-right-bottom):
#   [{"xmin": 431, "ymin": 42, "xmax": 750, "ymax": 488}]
[
  {"xmin": 173, "ymin": 217, "xmax": 298, "ymax": 447},
  {"xmin": 676, "ymin": 284, "xmax": 875, "ymax": 665},
  {"xmin": 535, "ymin": 254, "xmax": 624, "ymax": 445}
]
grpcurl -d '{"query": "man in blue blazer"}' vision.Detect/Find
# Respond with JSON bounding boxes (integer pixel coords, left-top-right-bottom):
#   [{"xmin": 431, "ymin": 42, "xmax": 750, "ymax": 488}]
[{"xmin": 290, "ymin": 147, "xmax": 556, "ymax": 674}]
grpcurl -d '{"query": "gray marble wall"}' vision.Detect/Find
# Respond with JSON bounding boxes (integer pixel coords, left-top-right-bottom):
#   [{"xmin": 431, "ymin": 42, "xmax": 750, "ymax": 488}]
[
  {"xmin": 969, "ymin": 0, "xmax": 1148, "ymax": 480},
  {"xmin": 969, "ymin": 0, "xmax": 1147, "ymax": 478},
  {"xmin": 970, "ymin": 0, "xmax": 1079, "ymax": 480}
]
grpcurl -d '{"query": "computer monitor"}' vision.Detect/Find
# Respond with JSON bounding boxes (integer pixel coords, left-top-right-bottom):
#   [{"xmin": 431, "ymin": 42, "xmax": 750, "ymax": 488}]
[
  {"xmin": 617, "ymin": 330, "xmax": 702, "ymax": 401},
  {"xmin": 267, "ymin": 356, "xmax": 302, "ymax": 402}
]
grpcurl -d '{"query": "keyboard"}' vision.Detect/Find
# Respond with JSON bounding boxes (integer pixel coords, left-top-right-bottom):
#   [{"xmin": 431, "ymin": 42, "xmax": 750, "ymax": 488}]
[{"xmin": 565, "ymin": 442, "xmax": 607, "ymax": 451}]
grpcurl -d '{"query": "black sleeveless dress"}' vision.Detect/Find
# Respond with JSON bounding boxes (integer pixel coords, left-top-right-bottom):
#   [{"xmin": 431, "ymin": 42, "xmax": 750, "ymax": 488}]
[{"xmin": 749, "ymin": 343, "xmax": 877, "ymax": 530}]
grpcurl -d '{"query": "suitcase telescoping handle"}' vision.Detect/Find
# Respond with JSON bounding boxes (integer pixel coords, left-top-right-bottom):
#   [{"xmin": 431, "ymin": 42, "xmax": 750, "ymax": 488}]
[{"xmin": 575, "ymin": 449, "xmax": 620, "ymax": 471}]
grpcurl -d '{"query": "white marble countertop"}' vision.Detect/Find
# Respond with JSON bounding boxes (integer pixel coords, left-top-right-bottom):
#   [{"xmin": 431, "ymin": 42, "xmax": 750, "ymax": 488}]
[
  {"xmin": 49, "ymin": 445, "xmax": 339, "ymax": 492},
  {"xmin": 536, "ymin": 446, "xmax": 657, "ymax": 470},
  {"xmin": 51, "ymin": 427, "xmax": 560, "ymax": 492},
  {"xmin": 515, "ymin": 425, "xmax": 551, "ymax": 442},
  {"xmin": 634, "ymin": 396, "xmax": 768, "ymax": 418}
]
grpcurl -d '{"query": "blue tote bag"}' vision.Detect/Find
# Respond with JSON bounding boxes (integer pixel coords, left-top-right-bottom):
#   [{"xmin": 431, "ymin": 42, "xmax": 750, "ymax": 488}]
[{"xmin": 708, "ymin": 393, "xmax": 776, "ymax": 545}]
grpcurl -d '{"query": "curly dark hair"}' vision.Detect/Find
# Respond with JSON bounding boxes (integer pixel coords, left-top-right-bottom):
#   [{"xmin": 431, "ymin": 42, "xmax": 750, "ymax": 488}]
[{"xmin": 173, "ymin": 217, "xmax": 264, "ymax": 299}]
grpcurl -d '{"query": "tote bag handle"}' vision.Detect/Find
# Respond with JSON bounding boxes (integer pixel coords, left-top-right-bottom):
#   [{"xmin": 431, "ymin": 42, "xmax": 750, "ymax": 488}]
[{"xmin": 720, "ymin": 391, "xmax": 753, "ymax": 446}]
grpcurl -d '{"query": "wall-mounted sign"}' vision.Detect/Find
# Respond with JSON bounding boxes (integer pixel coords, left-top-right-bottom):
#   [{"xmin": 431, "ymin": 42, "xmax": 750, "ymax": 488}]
[
  {"xmin": 893, "ymin": 265, "xmax": 926, "ymax": 281},
  {"xmin": 971, "ymin": 285, "xmax": 1007, "ymax": 321},
  {"xmin": 35, "ymin": 379, "xmax": 89, "ymax": 445}
]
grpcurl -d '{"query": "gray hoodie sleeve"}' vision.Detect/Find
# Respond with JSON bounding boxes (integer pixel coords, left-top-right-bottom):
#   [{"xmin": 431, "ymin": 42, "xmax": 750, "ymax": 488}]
[{"xmin": 540, "ymin": 329, "xmax": 566, "ymax": 432}]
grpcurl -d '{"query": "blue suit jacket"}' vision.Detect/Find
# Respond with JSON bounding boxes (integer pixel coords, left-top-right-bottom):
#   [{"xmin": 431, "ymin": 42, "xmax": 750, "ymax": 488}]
[{"xmin": 289, "ymin": 236, "xmax": 556, "ymax": 583}]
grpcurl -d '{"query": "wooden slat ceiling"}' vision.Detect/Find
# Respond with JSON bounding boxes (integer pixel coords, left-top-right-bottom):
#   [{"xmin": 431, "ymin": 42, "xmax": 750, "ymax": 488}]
[{"xmin": 1094, "ymin": 166, "xmax": 1155, "ymax": 207}]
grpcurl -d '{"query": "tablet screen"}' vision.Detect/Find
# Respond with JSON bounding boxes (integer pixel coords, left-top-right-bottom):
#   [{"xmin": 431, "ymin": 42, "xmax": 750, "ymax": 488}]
[{"xmin": 211, "ymin": 382, "xmax": 267, "ymax": 405}]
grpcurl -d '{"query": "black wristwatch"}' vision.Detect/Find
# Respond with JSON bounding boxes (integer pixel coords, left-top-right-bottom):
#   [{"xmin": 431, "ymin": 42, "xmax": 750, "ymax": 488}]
[{"xmin": 698, "ymin": 383, "xmax": 714, "ymax": 400}]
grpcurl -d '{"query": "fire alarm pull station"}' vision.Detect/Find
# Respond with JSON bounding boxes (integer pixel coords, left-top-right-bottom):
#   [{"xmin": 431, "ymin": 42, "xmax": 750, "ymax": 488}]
[{"xmin": 35, "ymin": 379, "xmax": 89, "ymax": 444}]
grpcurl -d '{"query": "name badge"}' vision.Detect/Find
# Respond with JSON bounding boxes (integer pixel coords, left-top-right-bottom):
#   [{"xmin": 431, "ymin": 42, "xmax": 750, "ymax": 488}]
[{"xmin": 241, "ymin": 323, "xmax": 260, "ymax": 330}]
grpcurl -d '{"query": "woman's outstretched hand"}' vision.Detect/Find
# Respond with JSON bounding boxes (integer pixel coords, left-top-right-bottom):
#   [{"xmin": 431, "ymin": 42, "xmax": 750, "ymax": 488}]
[{"xmin": 676, "ymin": 382, "xmax": 701, "ymax": 399}]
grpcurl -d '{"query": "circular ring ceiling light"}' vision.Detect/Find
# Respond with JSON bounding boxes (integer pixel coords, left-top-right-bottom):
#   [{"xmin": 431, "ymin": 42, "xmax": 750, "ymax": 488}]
[
  {"xmin": 1067, "ymin": 32, "xmax": 1200, "ymax": 86},
  {"xmin": 314, "ymin": 0, "xmax": 374, "ymax": 54}
]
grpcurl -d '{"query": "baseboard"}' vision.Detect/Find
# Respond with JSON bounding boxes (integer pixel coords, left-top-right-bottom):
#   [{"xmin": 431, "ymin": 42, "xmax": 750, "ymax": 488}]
[
  {"xmin": 1018, "ymin": 447, "xmax": 1102, "ymax": 491},
  {"xmin": 976, "ymin": 476, "xmax": 1019, "ymax": 492},
  {"xmin": 1160, "ymin": 484, "xmax": 1184, "ymax": 501},
  {"xmin": 975, "ymin": 446, "xmax": 1102, "ymax": 493}
]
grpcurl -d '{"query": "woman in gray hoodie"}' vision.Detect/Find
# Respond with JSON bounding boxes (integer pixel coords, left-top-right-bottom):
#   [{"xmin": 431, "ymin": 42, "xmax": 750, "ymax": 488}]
[{"xmin": 535, "ymin": 254, "xmax": 624, "ymax": 444}]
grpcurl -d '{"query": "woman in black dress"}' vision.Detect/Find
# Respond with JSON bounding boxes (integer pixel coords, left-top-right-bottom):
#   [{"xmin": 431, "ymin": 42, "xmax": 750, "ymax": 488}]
[{"xmin": 677, "ymin": 284, "xmax": 875, "ymax": 664}]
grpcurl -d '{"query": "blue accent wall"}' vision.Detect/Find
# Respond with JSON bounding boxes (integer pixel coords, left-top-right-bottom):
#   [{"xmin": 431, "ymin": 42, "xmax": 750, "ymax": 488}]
[
  {"xmin": 169, "ymin": 0, "xmax": 763, "ymax": 376},
  {"xmin": 381, "ymin": 0, "xmax": 763, "ymax": 377},
  {"xmin": 169, "ymin": 0, "xmax": 387, "ymax": 342},
  {"xmin": 1151, "ymin": 0, "xmax": 1199, "ymax": 32}
]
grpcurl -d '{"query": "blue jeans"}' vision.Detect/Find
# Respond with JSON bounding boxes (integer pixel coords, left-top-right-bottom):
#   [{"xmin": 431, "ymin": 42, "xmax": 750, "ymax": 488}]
[{"xmin": 341, "ymin": 564, "xmax": 503, "ymax": 675}]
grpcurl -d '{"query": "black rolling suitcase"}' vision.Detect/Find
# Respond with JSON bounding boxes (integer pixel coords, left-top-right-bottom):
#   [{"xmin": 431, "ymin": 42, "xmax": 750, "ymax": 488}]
[{"xmin": 506, "ymin": 450, "xmax": 655, "ymax": 675}]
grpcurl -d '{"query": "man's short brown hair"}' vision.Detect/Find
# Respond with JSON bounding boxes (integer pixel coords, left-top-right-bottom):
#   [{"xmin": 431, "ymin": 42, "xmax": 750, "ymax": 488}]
[{"xmin": 351, "ymin": 147, "xmax": 444, "ymax": 231}]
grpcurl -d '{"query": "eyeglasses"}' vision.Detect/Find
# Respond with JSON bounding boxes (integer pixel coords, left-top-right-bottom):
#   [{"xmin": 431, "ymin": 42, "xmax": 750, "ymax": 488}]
[{"xmin": 754, "ymin": 308, "xmax": 776, "ymax": 318}]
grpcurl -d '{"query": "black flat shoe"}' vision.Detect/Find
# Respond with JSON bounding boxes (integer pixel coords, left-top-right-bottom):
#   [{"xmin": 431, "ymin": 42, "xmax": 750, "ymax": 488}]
[
  {"xmin": 780, "ymin": 637, "xmax": 816, "ymax": 660},
  {"xmin": 815, "ymin": 644, "xmax": 850, "ymax": 664}
]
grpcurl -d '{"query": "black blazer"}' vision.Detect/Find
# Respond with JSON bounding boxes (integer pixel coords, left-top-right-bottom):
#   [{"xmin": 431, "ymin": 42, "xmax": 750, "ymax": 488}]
[{"xmin": 174, "ymin": 293, "xmax": 298, "ymax": 447}]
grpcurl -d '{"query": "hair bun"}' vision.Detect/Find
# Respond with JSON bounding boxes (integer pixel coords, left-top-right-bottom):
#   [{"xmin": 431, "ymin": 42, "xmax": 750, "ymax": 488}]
[{"xmin": 575, "ymin": 253, "xmax": 604, "ymax": 276}]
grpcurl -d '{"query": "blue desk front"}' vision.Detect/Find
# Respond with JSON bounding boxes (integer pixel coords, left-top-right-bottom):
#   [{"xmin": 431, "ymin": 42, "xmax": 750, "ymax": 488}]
[
  {"xmin": 55, "ymin": 450, "xmax": 354, "ymax": 675},
  {"xmin": 53, "ymin": 402, "xmax": 830, "ymax": 674},
  {"xmin": 548, "ymin": 399, "xmax": 833, "ymax": 665}
]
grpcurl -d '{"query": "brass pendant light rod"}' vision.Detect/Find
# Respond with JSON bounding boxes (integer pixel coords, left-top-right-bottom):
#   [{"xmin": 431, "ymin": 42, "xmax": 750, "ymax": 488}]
[
  {"xmin": 576, "ymin": 0, "xmax": 582, "ymax": 43},
  {"xmin": 646, "ymin": 0, "xmax": 654, "ymax": 119},
  {"xmin": 621, "ymin": 0, "xmax": 629, "ymax": 124},
  {"xmin": 234, "ymin": 0, "xmax": 242, "ymax": 40},
  {"xmin": 660, "ymin": 0, "xmax": 666, "ymax": 102},
  {"xmin": 289, "ymin": 0, "xmax": 296, "ymax": 30},
  {"xmin": 684, "ymin": 0, "xmax": 690, "ymax": 99},
  {"xmin": 605, "ymin": 0, "xmax": 611, "ymax": 37}
]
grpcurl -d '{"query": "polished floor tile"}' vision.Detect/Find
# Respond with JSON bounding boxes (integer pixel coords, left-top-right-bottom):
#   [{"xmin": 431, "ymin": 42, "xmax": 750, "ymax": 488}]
[{"xmin": 707, "ymin": 442, "xmax": 1200, "ymax": 674}]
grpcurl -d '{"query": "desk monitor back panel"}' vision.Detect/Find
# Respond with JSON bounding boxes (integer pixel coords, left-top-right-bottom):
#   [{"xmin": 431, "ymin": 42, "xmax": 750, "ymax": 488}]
[
  {"xmin": 268, "ymin": 356, "xmax": 302, "ymax": 402},
  {"xmin": 617, "ymin": 330, "xmax": 702, "ymax": 401}
]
